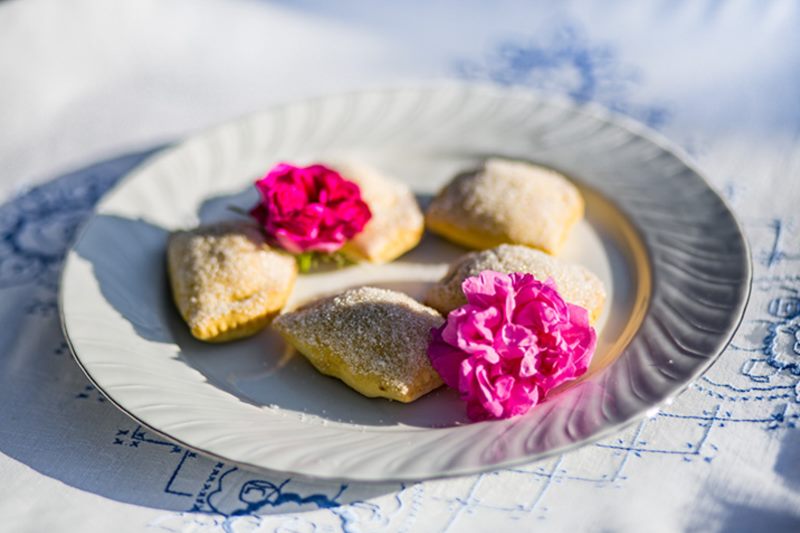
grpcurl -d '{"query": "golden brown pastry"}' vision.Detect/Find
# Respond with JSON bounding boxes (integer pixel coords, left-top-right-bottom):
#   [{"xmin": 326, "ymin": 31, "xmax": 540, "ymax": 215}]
[
  {"xmin": 273, "ymin": 286, "xmax": 444, "ymax": 402},
  {"xmin": 167, "ymin": 221, "xmax": 297, "ymax": 342},
  {"xmin": 425, "ymin": 158, "xmax": 584, "ymax": 254},
  {"xmin": 330, "ymin": 161, "xmax": 424, "ymax": 264},
  {"xmin": 425, "ymin": 244, "xmax": 606, "ymax": 323}
]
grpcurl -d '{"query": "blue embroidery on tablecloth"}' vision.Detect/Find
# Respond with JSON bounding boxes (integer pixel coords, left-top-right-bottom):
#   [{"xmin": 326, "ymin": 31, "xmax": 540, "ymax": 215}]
[
  {"xmin": 75, "ymin": 384, "xmax": 106, "ymax": 403},
  {"xmin": 111, "ymin": 423, "xmax": 409, "ymax": 531},
  {"xmin": 729, "ymin": 283, "xmax": 800, "ymax": 386},
  {"xmin": 455, "ymin": 25, "xmax": 669, "ymax": 128},
  {"xmin": 165, "ymin": 451, "xmax": 197, "ymax": 497},
  {"xmin": 763, "ymin": 219, "xmax": 800, "ymax": 267},
  {"xmin": 0, "ymin": 148, "xmax": 161, "ymax": 291}
]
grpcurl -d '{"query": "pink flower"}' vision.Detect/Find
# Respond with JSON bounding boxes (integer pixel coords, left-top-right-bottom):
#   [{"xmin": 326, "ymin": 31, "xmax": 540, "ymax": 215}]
[
  {"xmin": 250, "ymin": 163, "xmax": 372, "ymax": 253},
  {"xmin": 428, "ymin": 271, "xmax": 597, "ymax": 421}
]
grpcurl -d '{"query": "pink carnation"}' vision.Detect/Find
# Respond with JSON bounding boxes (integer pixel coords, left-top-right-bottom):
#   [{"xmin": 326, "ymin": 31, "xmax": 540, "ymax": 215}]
[
  {"xmin": 250, "ymin": 163, "xmax": 372, "ymax": 253},
  {"xmin": 428, "ymin": 271, "xmax": 597, "ymax": 421}
]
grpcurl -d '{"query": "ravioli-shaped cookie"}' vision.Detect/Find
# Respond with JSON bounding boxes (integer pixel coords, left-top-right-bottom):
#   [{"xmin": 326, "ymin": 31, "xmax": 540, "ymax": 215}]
[
  {"xmin": 426, "ymin": 158, "xmax": 584, "ymax": 254},
  {"xmin": 273, "ymin": 287, "xmax": 444, "ymax": 402},
  {"xmin": 330, "ymin": 161, "xmax": 424, "ymax": 264},
  {"xmin": 425, "ymin": 244, "xmax": 605, "ymax": 323},
  {"xmin": 167, "ymin": 221, "xmax": 297, "ymax": 342}
]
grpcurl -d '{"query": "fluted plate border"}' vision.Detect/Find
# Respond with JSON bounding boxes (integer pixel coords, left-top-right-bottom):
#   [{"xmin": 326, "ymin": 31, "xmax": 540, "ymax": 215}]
[{"xmin": 60, "ymin": 84, "xmax": 751, "ymax": 482}]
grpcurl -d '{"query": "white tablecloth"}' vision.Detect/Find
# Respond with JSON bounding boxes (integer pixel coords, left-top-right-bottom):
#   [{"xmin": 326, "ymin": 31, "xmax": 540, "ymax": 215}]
[{"xmin": 1, "ymin": 1, "xmax": 799, "ymax": 531}]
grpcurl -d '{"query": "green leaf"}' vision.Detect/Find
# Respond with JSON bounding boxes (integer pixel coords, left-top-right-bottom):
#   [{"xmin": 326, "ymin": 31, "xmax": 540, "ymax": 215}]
[
  {"xmin": 294, "ymin": 250, "xmax": 353, "ymax": 273},
  {"xmin": 296, "ymin": 252, "xmax": 314, "ymax": 273}
]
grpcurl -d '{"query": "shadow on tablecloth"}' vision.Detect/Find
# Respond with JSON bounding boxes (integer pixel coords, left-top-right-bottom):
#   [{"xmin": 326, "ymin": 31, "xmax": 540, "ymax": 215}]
[{"xmin": 0, "ymin": 148, "xmax": 397, "ymax": 519}]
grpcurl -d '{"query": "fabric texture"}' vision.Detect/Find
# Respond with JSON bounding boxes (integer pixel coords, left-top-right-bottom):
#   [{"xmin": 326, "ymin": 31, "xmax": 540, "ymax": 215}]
[{"xmin": 1, "ymin": 0, "xmax": 798, "ymax": 531}]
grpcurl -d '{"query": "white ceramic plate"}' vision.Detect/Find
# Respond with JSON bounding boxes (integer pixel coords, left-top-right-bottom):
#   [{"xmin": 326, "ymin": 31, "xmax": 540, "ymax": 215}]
[{"xmin": 60, "ymin": 85, "xmax": 750, "ymax": 482}]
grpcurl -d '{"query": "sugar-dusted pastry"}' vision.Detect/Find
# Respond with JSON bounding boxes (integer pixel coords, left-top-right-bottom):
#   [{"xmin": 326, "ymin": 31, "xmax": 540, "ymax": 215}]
[
  {"xmin": 331, "ymin": 161, "xmax": 424, "ymax": 264},
  {"xmin": 167, "ymin": 221, "xmax": 297, "ymax": 342},
  {"xmin": 425, "ymin": 244, "xmax": 605, "ymax": 323},
  {"xmin": 273, "ymin": 287, "xmax": 444, "ymax": 402},
  {"xmin": 425, "ymin": 158, "xmax": 584, "ymax": 254}
]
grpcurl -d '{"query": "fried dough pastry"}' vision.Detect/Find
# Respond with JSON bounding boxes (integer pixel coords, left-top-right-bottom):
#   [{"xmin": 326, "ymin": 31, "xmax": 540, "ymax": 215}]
[
  {"xmin": 426, "ymin": 158, "xmax": 584, "ymax": 254},
  {"xmin": 273, "ymin": 287, "xmax": 444, "ymax": 402},
  {"xmin": 167, "ymin": 221, "xmax": 297, "ymax": 342},
  {"xmin": 331, "ymin": 161, "xmax": 424, "ymax": 264}
]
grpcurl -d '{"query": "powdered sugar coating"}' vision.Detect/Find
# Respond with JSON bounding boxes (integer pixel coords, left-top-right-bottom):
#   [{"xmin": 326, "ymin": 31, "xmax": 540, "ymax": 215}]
[{"xmin": 273, "ymin": 287, "xmax": 444, "ymax": 402}]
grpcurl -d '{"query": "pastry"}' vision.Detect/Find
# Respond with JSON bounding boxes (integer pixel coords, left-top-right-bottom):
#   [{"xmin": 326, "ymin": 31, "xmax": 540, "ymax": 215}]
[
  {"xmin": 167, "ymin": 221, "xmax": 297, "ymax": 342},
  {"xmin": 425, "ymin": 158, "xmax": 584, "ymax": 254},
  {"xmin": 329, "ymin": 161, "xmax": 424, "ymax": 264},
  {"xmin": 425, "ymin": 244, "xmax": 605, "ymax": 323},
  {"xmin": 273, "ymin": 286, "xmax": 444, "ymax": 402}
]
